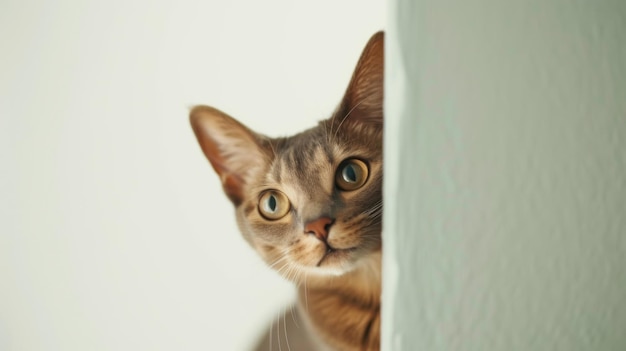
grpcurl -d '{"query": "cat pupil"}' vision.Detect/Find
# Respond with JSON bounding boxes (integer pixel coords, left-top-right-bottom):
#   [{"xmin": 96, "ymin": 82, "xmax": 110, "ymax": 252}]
[
  {"xmin": 343, "ymin": 165, "xmax": 357, "ymax": 183},
  {"xmin": 268, "ymin": 195, "xmax": 277, "ymax": 212}
]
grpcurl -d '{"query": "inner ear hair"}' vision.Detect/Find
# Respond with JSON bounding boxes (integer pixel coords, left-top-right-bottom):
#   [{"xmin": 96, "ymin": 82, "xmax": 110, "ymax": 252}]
[{"xmin": 336, "ymin": 31, "xmax": 384, "ymax": 127}]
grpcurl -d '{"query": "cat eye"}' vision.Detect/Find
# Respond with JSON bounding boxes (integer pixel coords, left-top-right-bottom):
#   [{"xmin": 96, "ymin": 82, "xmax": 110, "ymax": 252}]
[
  {"xmin": 258, "ymin": 190, "xmax": 291, "ymax": 220},
  {"xmin": 335, "ymin": 158, "xmax": 369, "ymax": 191}
]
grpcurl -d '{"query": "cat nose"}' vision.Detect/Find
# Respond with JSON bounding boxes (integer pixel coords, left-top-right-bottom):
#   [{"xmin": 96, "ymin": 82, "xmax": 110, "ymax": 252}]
[{"xmin": 304, "ymin": 217, "xmax": 335, "ymax": 242}]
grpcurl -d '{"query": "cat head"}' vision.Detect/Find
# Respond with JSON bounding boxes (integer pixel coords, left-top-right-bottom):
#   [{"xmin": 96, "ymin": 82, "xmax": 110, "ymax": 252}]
[{"xmin": 190, "ymin": 32, "xmax": 383, "ymax": 279}]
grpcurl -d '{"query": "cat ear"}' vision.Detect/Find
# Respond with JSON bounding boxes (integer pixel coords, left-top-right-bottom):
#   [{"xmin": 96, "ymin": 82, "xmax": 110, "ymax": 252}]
[
  {"xmin": 336, "ymin": 31, "xmax": 384, "ymax": 128},
  {"xmin": 190, "ymin": 105, "xmax": 268, "ymax": 205}
]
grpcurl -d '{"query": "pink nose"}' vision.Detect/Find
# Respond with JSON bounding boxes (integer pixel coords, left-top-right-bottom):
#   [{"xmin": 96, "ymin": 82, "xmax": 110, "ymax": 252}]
[{"xmin": 304, "ymin": 217, "xmax": 334, "ymax": 242}]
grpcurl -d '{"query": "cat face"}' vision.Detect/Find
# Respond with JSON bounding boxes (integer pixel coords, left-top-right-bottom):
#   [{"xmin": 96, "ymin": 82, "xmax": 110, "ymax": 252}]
[
  {"xmin": 191, "ymin": 32, "xmax": 384, "ymax": 279},
  {"xmin": 242, "ymin": 120, "xmax": 382, "ymax": 277}
]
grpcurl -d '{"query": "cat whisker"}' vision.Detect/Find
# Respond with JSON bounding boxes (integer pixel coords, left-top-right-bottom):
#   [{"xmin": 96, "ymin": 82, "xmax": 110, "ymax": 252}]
[
  {"xmin": 304, "ymin": 274, "xmax": 309, "ymax": 313},
  {"xmin": 362, "ymin": 201, "xmax": 383, "ymax": 218},
  {"xmin": 267, "ymin": 247, "xmax": 295, "ymax": 271},
  {"xmin": 331, "ymin": 98, "xmax": 367, "ymax": 143},
  {"xmin": 292, "ymin": 266, "xmax": 304, "ymax": 284},
  {"xmin": 289, "ymin": 301, "xmax": 300, "ymax": 329},
  {"xmin": 283, "ymin": 304, "xmax": 291, "ymax": 351},
  {"xmin": 289, "ymin": 268, "xmax": 305, "ymax": 329},
  {"xmin": 282, "ymin": 265, "xmax": 303, "ymax": 351},
  {"xmin": 368, "ymin": 209, "xmax": 383, "ymax": 220},
  {"xmin": 284, "ymin": 264, "xmax": 295, "ymax": 282},
  {"xmin": 366, "ymin": 200, "xmax": 382, "ymax": 209},
  {"xmin": 322, "ymin": 119, "xmax": 331, "ymax": 145},
  {"xmin": 267, "ymin": 139, "xmax": 278, "ymax": 160},
  {"xmin": 269, "ymin": 308, "xmax": 274, "ymax": 351},
  {"xmin": 276, "ymin": 261, "xmax": 302, "ymax": 283},
  {"xmin": 275, "ymin": 262, "xmax": 292, "ymax": 279},
  {"xmin": 365, "ymin": 206, "xmax": 382, "ymax": 217},
  {"xmin": 277, "ymin": 306, "xmax": 282, "ymax": 351},
  {"xmin": 267, "ymin": 254, "xmax": 291, "ymax": 271},
  {"xmin": 293, "ymin": 266, "xmax": 303, "ymax": 284}
]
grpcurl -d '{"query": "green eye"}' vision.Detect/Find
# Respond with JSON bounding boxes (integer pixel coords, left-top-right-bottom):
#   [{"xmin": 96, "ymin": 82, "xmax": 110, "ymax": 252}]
[
  {"xmin": 258, "ymin": 190, "xmax": 290, "ymax": 220},
  {"xmin": 336, "ymin": 158, "xmax": 369, "ymax": 191}
]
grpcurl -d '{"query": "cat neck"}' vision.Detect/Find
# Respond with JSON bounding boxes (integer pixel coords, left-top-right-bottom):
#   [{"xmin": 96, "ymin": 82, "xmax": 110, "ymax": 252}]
[{"xmin": 297, "ymin": 250, "xmax": 382, "ymax": 351}]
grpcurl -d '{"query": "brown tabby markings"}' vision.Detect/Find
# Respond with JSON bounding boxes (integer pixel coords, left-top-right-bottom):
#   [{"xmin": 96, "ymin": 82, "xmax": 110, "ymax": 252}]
[{"xmin": 190, "ymin": 31, "xmax": 384, "ymax": 351}]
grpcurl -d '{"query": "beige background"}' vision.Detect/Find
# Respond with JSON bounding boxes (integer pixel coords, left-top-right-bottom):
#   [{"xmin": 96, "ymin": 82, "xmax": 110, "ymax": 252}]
[{"xmin": 0, "ymin": 1, "xmax": 385, "ymax": 350}]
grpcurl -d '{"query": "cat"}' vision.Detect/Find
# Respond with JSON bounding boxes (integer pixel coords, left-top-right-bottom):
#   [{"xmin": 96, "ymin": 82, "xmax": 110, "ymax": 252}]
[{"xmin": 190, "ymin": 31, "xmax": 384, "ymax": 351}]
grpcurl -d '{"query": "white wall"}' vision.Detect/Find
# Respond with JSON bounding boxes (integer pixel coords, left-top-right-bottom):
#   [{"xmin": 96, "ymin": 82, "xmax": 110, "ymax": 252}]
[
  {"xmin": 0, "ymin": 1, "xmax": 384, "ymax": 350},
  {"xmin": 383, "ymin": 1, "xmax": 626, "ymax": 350}
]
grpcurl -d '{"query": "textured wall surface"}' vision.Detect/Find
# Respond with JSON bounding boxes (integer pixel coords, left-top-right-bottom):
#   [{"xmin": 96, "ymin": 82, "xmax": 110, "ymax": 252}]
[{"xmin": 383, "ymin": 1, "xmax": 626, "ymax": 350}]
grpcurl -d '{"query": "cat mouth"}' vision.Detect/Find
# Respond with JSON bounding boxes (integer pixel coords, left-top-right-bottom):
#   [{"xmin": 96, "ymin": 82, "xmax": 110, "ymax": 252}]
[{"xmin": 316, "ymin": 245, "xmax": 357, "ymax": 267}]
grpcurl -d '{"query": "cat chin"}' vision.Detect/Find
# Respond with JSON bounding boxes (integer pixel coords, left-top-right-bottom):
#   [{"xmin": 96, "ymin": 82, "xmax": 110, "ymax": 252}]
[
  {"xmin": 298, "ymin": 260, "xmax": 358, "ymax": 278},
  {"xmin": 301, "ymin": 266, "xmax": 353, "ymax": 278}
]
